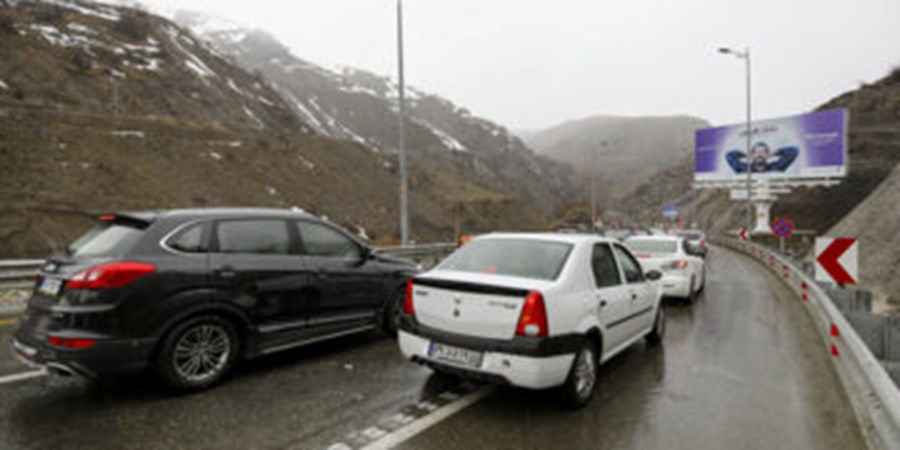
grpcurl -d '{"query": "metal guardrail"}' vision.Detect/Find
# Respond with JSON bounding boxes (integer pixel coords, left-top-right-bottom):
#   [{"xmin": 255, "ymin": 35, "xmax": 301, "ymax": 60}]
[
  {"xmin": 714, "ymin": 236, "xmax": 900, "ymax": 450},
  {"xmin": 0, "ymin": 260, "xmax": 43, "ymax": 290},
  {"xmin": 0, "ymin": 244, "xmax": 458, "ymax": 291}
]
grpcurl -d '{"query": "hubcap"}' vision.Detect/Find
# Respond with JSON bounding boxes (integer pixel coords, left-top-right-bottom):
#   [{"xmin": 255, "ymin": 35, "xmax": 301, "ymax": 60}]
[
  {"xmin": 173, "ymin": 324, "xmax": 231, "ymax": 383},
  {"xmin": 573, "ymin": 347, "xmax": 596, "ymax": 398}
]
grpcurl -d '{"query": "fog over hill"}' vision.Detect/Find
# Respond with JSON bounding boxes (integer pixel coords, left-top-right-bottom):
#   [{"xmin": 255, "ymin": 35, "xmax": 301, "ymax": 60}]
[{"xmin": 523, "ymin": 115, "xmax": 711, "ymax": 205}]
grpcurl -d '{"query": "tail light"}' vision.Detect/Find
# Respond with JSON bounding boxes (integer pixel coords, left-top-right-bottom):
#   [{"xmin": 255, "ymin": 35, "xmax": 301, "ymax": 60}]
[
  {"xmin": 699, "ymin": 240, "xmax": 707, "ymax": 247},
  {"xmin": 47, "ymin": 336, "xmax": 97, "ymax": 349},
  {"xmin": 663, "ymin": 260, "xmax": 688, "ymax": 270},
  {"xmin": 516, "ymin": 291, "xmax": 548, "ymax": 337},
  {"xmin": 402, "ymin": 278, "xmax": 415, "ymax": 316},
  {"xmin": 67, "ymin": 262, "xmax": 156, "ymax": 290}
]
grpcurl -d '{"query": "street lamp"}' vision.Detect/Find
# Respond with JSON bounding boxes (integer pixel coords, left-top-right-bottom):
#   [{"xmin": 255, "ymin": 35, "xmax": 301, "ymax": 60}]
[
  {"xmin": 396, "ymin": 0, "xmax": 409, "ymax": 245},
  {"xmin": 718, "ymin": 46, "xmax": 753, "ymax": 242}
]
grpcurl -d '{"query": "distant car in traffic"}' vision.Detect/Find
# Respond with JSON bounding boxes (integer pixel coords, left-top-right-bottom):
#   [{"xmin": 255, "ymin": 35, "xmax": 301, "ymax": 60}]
[
  {"xmin": 675, "ymin": 230, "xmax": 708, "ymax": 258},
  {"xmin": 624, "ymin": 235, "xmax": 705, "ymax": 302},
  {"xmin": 398, "ymin": 233, "xmax": 664, "ymax": 407},
  {"xmin": 13, "ymin": 208, "xmax": 417, "ymax": 391}
]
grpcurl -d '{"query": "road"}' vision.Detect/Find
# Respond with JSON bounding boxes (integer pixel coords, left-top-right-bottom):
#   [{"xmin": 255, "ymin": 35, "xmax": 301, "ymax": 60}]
[{"xmin": 0, "ymin": 246, "xmax": 867, "ymax": 450}]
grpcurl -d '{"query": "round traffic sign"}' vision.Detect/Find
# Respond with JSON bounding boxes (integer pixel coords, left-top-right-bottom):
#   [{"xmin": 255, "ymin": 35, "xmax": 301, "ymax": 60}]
[{"xmin": 771, "ymin": 218, "xmax": 795, "ymax": 238}]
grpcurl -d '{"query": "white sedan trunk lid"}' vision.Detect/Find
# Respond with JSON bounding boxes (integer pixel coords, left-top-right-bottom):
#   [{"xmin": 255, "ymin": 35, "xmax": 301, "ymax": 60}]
[{"xmin": 412, "ymin": 270, "xmax": 553, "ymax": 340}]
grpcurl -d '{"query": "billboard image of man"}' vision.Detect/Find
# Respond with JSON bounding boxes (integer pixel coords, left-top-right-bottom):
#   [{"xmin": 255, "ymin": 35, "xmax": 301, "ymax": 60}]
[{"xmin": 725, "ymin": 142, "xmax": 799, "ymax": 174}]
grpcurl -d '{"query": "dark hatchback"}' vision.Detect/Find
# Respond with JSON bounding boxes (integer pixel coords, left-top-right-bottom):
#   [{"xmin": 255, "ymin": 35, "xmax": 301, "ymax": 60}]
[{"xmin": 13, "ymin": 208, "xmax": 418, "ymax": 390}]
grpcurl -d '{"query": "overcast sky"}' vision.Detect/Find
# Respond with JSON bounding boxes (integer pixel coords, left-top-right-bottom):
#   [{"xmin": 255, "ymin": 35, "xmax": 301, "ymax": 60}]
[{"xmin": 140, "ymin": 0, "xmax": 900, "ymax": 131}]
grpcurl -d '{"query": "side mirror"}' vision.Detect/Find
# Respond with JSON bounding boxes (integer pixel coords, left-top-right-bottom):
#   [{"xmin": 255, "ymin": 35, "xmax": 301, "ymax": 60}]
[{"xmin": 645, "ymin": 270, "xmax": 663, "ymax": 281}]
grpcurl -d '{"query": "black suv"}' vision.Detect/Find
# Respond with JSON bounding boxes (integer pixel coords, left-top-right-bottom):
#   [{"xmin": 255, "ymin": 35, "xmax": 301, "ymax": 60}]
[{"xmin": 13, "ymin": 208, "xmax": 418, "ymax": 390}]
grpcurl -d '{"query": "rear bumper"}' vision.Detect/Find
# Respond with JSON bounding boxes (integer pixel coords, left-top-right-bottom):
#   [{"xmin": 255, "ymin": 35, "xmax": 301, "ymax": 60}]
[
  {"xmin": 12, "ymin": 328, "xmax": 156, "ymax": 378},
  {"xmin": 398, "ymin": 328, "xmax": 575, "ymax": 390},
  {"xmin": 661, "ymin": 274, "xmax": 691, "ymax": 298}
]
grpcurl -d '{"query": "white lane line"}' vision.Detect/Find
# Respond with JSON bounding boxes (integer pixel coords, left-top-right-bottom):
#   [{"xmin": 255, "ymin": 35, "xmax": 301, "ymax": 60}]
[
  {"xmin": 0, "ymin": 369, "xmax": 47, "ymax": 385},
  {"xmin": 358, "ymin": 388, "xmax": 492, "ymax": 450}
]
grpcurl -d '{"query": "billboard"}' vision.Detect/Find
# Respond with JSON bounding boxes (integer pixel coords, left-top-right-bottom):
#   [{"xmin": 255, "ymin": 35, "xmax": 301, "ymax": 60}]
[{"xmin": 694, "ymin": 108, "xmax": 847, "ymax": 182}]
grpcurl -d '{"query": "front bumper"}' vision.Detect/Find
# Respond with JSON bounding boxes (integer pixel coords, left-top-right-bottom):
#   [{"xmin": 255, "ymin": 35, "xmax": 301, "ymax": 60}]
[
  {"xmin": 12, "ymin": 328, "xmax": 156, "ymax": 378},
  {"xmin": 398, "ymin": 328, "xmax": 576, "ymax": 390}
]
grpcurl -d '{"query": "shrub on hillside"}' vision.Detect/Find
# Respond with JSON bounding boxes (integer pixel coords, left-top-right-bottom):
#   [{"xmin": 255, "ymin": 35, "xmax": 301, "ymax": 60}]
[{"xmin": 113, "ymin": 11, "xmax": 150, "ymax": 41}]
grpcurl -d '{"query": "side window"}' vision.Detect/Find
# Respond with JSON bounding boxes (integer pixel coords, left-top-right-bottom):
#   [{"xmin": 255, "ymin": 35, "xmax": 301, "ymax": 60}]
[
  {"xmin": 591, "ymin": 244, "xmax": 621, "ymax": 288},
  {"xmin": 166, "ymin": 223, "xmax": 208, "ymax": 253},
  {"xmin": 614, "ymin": 245, "xmax": 644, "ymax": 283},
  {"xmin": 216, "ymin": 220, "xmax": 291, "ymax": 255},
  {"xmin": 296, "ymin": 221, "xmax": 361, "ymax": 258}
]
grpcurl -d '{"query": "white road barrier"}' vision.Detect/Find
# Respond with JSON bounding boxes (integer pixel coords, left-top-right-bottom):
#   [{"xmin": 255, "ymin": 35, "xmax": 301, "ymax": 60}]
[{"xmin": 714, "ymin": 237, "xmax": 900, "ymax": 450}]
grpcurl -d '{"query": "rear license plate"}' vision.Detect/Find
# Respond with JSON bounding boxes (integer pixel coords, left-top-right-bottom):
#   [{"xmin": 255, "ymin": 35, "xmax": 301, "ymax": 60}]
[
  {"xmin": 37, "ymin": 277, "xmax": 62, "ymax": 297},
  {"xmin": 428, "ymin": 342, "xmax": 483, "ymax": 369}
]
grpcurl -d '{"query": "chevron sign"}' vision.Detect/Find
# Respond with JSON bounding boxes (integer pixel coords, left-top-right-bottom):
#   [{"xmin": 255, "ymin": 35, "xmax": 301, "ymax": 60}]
[{"xmin": 815, "ymin": 238, "xmax": 858, "ymax": 285}]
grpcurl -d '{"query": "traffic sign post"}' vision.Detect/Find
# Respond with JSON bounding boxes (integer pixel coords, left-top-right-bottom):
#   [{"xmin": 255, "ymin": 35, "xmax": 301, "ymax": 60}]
[
  {"xmin": 771, "ymin": 218, "xmax": 795, "ymax": 254},
  {"xmin": 815, "ymin": 237, "xmax": 858, "ymax": 286}
]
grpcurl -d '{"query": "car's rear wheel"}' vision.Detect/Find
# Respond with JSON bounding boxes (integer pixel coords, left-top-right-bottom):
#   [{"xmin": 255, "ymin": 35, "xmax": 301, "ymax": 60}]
[
  {"xmin": 561, "ymin": 340, "xmax": 598, "ymax": 408},
  {"xmin": 381, "ymin": 286, "xmax": 406, "ymax": 338},
  {"xmin": 155, "ymin": 315, "xmax": 240, "ymax": 392},
  {"xmin": 646, "ymin": 305, "xmax": 665, "ymax": 345},
  {"xmin": 686, "ymin": 276, "xmax": 697, "ymax": 304}
]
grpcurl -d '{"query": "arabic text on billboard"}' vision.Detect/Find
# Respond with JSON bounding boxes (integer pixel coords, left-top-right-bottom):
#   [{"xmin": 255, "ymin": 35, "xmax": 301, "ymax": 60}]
[{"xmin": 694, "ymin": 108, "xmax": 847, "ymax": 182}]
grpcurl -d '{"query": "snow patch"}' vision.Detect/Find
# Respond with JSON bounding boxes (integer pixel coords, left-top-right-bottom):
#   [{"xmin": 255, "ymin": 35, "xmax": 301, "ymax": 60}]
[
  {"xmin": 0, "ymin": 80, "xmax": 7, "ymax": 90},
  {"xmin": 266, "ymin": 186, "xmax": 278, "ymax": 196},
  {"xmin": 414, "ymin": 118, "xmax": 467, "ymax": 152},
  {"xmin": 356, "ymin": 227, "xmax": 370, "ymax": 241},
  {"xmin": 66, "ymin": 23, "xmax": 95, "ymax": 35},
  {"xmin": 242, "ymin": 105, "xmax": 264, "ymax": 128},
  {"xmin": 209, "ymin": 151, "xmax": 222, "ymax": 160},
  {"xmin": 298, "ymin": 155, "xmax": 316, "ymax": 170},
  {"xmin": 111, "ymin": 130, "xmax": 144, "ymax": 138},
  {"xmin": 43, "ymin": 0, "xmax": 121, "ymax": 21}
]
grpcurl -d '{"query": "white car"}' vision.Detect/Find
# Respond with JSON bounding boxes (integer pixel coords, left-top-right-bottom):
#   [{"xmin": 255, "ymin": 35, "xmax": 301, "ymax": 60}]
[
  {"xmin": 397, "ymin": 233, "xmax": 664, "ymax": 407},
  {"xmin": 623, "ymin": 235, "xmax": 705, "ymax": 302}
]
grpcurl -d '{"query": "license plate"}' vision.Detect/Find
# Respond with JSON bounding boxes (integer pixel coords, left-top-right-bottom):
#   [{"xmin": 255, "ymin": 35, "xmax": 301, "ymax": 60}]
[
  {"xmin": 428, "ymin": 342, "xmax": 483, "ymax": 369},
  {"xmin": 37, "ymin": 277, "xmax": 62, "ymax": 297}
]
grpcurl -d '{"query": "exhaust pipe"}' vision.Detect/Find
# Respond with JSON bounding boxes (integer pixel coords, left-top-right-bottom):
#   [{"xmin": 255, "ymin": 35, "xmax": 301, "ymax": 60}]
[{"xmin": 46, "ymin": 362, "xmax": 77, "ymax": 377}]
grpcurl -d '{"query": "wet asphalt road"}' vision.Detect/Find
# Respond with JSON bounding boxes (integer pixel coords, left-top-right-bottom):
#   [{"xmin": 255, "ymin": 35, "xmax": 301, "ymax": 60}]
[{"xmin": 0, "ymin": 246, "xmax": 867, "ymax": 450}]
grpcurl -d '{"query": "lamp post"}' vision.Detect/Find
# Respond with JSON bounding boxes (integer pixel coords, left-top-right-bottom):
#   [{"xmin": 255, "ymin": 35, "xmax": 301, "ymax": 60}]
[
  {"xmin": 397, "ymin": 0, "xmax": 409, "ymax": 245},
  {"xmin": 718, "ymin": 46, "xmax": 752, "ymax": 242}
]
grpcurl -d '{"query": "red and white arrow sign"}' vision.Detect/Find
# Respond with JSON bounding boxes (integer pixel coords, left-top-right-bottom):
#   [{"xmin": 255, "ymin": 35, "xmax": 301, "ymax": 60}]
[{"xmin": 815, "ymin": 237, "xmax": 858, "ymax": 285}]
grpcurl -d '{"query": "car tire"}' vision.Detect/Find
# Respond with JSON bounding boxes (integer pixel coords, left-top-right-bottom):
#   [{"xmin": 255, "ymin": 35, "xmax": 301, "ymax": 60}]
[
  {"xmin": 697, "ymin": 267, "xmax": 706, "ymax": 293},
  {"xmin": 646, "ymin": 305, "xmax": 665, "ymax": 345},
  {"xmin": 561, "ymin": 340, "xmax": 598, "ymax": 408},
  {"xmin": 155, "ymin": 315, "xmax": 240, "ymax": 392},
  {"xmin": 381, "ymin": 286, "xmax": 406, "ymax": 338},
  {"xmin": 686, "ymin": 276, "xmax": 697, "ymax": 304}
]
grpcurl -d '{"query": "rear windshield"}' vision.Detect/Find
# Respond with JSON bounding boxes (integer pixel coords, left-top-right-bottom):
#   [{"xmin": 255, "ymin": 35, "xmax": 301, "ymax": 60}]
[
  {"xmin": 624, "ymin": 239, "xmax": 678, "ymax": 254},
  {"xmin": 65, "ymin": 224, "xmax": 145, "ymax": 257},
  {"xmin": 436, "ymin": 238, "xmax": 572, "ymax": 281}
]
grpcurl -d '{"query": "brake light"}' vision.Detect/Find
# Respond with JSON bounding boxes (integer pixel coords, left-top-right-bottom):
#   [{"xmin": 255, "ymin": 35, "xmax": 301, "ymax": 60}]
[
  {"xmin": 47, "ymin": 336, "xmax": 97, "ymax": 349},
  {"xmin": 99, "ymin": 214, "xmax": 116, "ymax": 222},
  {"xmin": 67, "ymin": 262, "xmax": 156, "ymax": 290},
  {"xmin": 664, "ymin": 260, "xmax": 689, "ymax": 270},
  {"xmin": 699, "ymin": 240, "xmax": 706, "ymax": 247},
  {"xmin": 516, "ymin": 291, "xmax": 548, "ymax": 337},
  {"xmin": 403, "ymin": 278, "xmax": 415, "ymax": 316}
]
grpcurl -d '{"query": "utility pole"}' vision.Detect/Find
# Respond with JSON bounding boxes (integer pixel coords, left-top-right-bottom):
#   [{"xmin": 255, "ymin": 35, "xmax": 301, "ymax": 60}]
[
  {"xmin": 396, "ymin": 0, "xmax": 409, "ymax": 245},
  {"xmin": 719, "ymin": 46, "xmax": 753, "ymax": 242}
]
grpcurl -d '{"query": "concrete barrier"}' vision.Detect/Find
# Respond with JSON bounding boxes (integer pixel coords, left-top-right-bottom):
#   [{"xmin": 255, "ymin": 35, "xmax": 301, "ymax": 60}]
[{"xmin": 713, "ymin": 237, "xmax": 900, "ymax": 450}]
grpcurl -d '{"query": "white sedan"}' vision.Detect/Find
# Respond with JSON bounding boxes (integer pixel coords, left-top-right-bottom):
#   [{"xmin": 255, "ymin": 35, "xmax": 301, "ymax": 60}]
[
  {"xmin": 623, "ymin": 235, "xmax": 705, "ymax": 302},
  {"xmin": 398, "ymin": 233, "xmax": 664, "ymax": 407}
]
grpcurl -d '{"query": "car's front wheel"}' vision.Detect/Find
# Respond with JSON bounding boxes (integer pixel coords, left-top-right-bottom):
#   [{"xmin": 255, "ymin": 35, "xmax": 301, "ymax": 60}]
[
  {"xmin": 561, "ymin": 340, "xmax": 598, "ymax": 408},
  {"xmin": 155, "ymin": 315, "xmax": 240, "ymax": 392}
]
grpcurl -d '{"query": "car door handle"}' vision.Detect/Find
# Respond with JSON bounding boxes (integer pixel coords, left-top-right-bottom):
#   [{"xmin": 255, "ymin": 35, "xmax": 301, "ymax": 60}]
[
  {"xmin": 598, "ymin": 299, "xmax": 608, "ymax": 308},
  {"xmin": 631, "ymin": 293, "xmax": 638, "ymax": 301},
  {"xmin": 214, "ymin": 266, "xmax": 236, "ymax": 278}
]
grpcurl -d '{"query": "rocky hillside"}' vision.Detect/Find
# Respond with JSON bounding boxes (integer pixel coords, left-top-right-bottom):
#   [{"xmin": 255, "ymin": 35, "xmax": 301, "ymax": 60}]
[
  {"xmin": 0, "ymin": 0, "xmax": 579, "ymax": 258},
  {"xmin": 524, "ymin": 115, "xmax": 710, "ymax": 205},
  {"xmin": 176, "ymin": 11, "xmax": 578, "ymax": 217}
]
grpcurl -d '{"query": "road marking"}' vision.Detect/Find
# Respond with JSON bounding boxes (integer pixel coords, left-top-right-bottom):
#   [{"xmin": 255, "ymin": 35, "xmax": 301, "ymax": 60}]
[
  {"xmin": 0, "ymin": 318, "xmax": 19, "ymax": 327},
  {"xmin": 357, "ymin": 388, "xmax": 492, "ymax": 450},
  {"xmin": 0, "ymin": 369, "xmax": 46, "ymax": 385}
]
